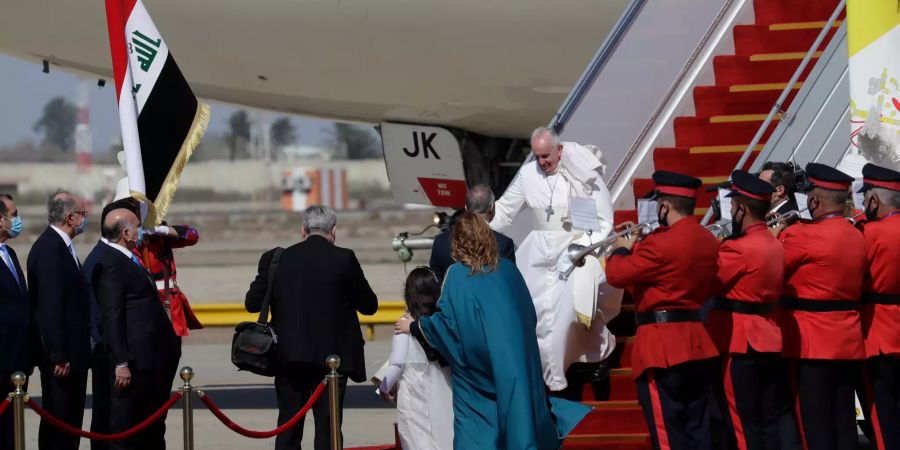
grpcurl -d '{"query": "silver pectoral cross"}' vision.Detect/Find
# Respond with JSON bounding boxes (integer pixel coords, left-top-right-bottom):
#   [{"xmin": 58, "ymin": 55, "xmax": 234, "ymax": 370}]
[{"xmin": 545, "ymin": 206, "xmax": 554, "ymax": 222}]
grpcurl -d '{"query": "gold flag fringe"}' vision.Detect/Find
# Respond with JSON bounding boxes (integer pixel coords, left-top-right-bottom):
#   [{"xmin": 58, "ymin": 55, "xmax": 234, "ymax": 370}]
[
  {"xmin": 576, "ymin": 311, "xmax": 593, "ymax": 330},
  {"xmin": 140, "ymin": 103, "xmax": 211, "ymax": 227}
]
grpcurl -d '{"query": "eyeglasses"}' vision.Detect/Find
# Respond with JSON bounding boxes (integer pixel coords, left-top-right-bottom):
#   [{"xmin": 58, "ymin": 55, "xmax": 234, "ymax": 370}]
[{"xmin": 69, "ymin": 210, "xmax": 87, "ymax": 217}]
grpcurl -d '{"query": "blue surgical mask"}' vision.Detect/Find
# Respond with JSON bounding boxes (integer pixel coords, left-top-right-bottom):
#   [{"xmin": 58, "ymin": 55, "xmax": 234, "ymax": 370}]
[
  {"xmin": 74, "ymin": 216, "xmax": 87, "ymax": 236},
  {"xmin": 9, "ymin": 216, "xmax": 22, "ymax": 238},
  {"xmin": 136, "ymin": 227, "xmax": 144, "ymax": 246}
]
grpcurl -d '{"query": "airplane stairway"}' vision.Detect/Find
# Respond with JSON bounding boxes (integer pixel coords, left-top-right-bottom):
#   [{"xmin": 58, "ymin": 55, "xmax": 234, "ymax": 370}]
[
  {"xmin": 564, "ymin": 0, "xmax": 843, "ymax": 448},
  {"xmin": 613, "ymin": 0, "xmax": 843, "ymax": 225}
]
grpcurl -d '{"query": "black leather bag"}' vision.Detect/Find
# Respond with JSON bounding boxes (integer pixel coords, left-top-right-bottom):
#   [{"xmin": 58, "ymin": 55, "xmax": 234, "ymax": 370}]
[{"xmin": 231, "ymin": 248, "xmax": 284, "ymax": 376}]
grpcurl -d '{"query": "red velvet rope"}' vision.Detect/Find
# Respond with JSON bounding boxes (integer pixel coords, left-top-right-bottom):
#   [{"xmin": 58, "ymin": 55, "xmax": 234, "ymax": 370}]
[
  {"xmin": 0, "ymin": 398, "xmax": 9, "ymax": 416},
  {"xmin": 200, "ymin": 381, "xmax": 327, "ymax": 438},
  {"xmin": 26, "ymin": 392, "xmax": 182, "ymax": 441}
]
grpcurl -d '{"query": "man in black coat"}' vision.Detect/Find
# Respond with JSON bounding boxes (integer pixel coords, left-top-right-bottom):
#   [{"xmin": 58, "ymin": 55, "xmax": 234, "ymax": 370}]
[
  {"xmin": 430, "ymin": 184, "xmax": 516, "ymax": 279},
  {"xmin": 246, "ymin": 205, "xmax": 378, "ymax": 450},
  {"xmin": 27, "ymin": 190, "xmax": 91, "ymax": 450},
  {"xmin": 82, "ymin": 198, "xmax": 142, "ymax": 450},
  {"xmin": 90, "ymin": 205, "xmax": 180, "ymax": 450},
  {"xmin": 759, "ymin": 161, "xmax": 799, "ymax": 216},
  {"xmin": 0, "ymin": 194, "xmax": 30, "ymax": 450}
]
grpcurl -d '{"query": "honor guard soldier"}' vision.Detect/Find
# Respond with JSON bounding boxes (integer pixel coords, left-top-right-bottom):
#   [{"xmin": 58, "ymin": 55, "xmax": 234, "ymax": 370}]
[
  {"xmin": 707, "ymin": 171, "xmax": 800, "ymax": 450},
  {"xmin": 137, "ymin": 223, "xmax": 203, "ymax": 337},
  {"xmin": 778, "ymin": 163, "xmax": 866, "ymax": 450},
  {"xmin": 856, "ymin": 163, "xmax": 900, "ymax": 450},
  {"xmin": 606, "ymin": 170, "xmax": 720, "ymax": 450}
]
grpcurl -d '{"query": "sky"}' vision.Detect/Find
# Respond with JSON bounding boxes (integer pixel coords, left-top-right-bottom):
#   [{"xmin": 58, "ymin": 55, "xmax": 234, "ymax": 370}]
[{"xmin": 0, "ymin": 54, "xmax": 335, "ymax": 152}]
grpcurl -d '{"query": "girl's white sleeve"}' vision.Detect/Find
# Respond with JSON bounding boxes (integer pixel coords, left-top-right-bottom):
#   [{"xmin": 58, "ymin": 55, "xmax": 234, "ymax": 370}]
[{"xmin": 379, "ymin": 332, "xmax": 409, "ymax": 393}]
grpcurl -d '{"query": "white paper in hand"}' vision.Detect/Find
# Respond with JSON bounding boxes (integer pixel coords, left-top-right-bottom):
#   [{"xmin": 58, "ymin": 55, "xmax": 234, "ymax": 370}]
[
  {"xmin": 718, "ymin": 189, "xmax": 733, "ymax": 221},
  {"xmin": 793, "ymin": 193, "xmax": 813, "ymax": 219},
  {"xmin": 568, "ymin": 197, "xmax": 599, "ymax": 232},
  {"xmin": 852, "ymin": 179, "xmax": 865, "ymax": 210},
  {"xmin": 637, "ymin": 199, "xmax": 660, "ymax": 230}
]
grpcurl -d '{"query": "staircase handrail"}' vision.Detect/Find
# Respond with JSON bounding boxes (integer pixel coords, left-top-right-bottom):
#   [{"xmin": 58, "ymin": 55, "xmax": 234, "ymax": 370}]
[
  {"xmin": 550, "ymin": 0, "xmax": 648, "ymax": 133},
  {"xmin": 701, "ymin": 0, "xmax": 847, "ymax": 225},
  {"xmin": 604, "ymin": 0, "xmax": 743, "ymax": 202}
]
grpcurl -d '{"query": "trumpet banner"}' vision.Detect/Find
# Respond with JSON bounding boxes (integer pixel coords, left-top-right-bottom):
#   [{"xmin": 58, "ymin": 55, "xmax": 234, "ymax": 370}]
[{"xmin": 837, "ymin": 0, "xmax": 900, "ymax": 175}]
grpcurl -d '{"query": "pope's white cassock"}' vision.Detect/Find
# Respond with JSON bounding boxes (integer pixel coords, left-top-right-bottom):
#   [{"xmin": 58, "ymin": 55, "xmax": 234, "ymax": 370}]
[{"xmin": 490, "ymin": 142, "xmax": 623, "ymax": 391}]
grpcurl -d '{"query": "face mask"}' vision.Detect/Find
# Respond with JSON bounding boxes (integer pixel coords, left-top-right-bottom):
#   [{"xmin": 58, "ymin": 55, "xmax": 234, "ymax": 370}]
[
  {"xmin": 136, "ymin": 227, "xmax": 144, "ymax": 246},
  {"xmin": 9, "ymin": 216, "xmax": 22, "ymax": 238},
  {"xmin": 730, "ymin": 206, "xmax": 745, "ymax": 236},
  {"xmin": 865, "ymin": 196, "xmax": 878, "ymax": 221},
  {"xmin": 657, "ymin": 203, "xmax": 669, "ymax": 227},
  {"xmin": 73, "ymin": 215, "xmax": 87, "ymax": 236},
  {"xmin": 806, "ymin": 195, "xmax": 818, "ymax": 217}
]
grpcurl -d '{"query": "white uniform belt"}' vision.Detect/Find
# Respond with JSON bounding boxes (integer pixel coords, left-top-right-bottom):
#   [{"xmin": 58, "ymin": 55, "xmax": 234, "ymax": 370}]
[{"xmin": 155, "ymin": 280, "xmax": 178, "ymax": 290}]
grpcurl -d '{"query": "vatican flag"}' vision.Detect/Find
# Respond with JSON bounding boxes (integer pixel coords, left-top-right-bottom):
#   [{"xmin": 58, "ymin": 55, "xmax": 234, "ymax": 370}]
[{"xmin": 837, "ymin": 0, "xmax": 900, "ymax": 176}]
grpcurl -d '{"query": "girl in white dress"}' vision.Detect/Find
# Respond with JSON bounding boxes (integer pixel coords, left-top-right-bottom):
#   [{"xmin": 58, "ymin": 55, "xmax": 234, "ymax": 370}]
[{"xmin": 377, "ymin": 266, "xmax": 454, "ymax": 450}]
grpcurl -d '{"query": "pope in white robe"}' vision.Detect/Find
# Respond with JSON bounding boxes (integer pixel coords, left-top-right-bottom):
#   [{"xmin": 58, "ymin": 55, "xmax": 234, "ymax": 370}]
[{"xmin": 490, "ymin": 128, "xmax": 622, "ymax": 392}]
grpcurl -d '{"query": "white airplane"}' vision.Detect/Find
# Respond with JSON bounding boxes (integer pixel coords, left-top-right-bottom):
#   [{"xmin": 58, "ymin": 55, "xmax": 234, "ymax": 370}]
[{"xmin": 0, "ymin": 0, "xmax": 629, "ymax": 140}]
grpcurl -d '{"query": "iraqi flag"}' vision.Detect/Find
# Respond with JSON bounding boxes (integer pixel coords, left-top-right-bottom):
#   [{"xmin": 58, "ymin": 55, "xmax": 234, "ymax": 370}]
[{"xmin": 104, "ymin": 0, "xmax": 210, "ymax": 225}]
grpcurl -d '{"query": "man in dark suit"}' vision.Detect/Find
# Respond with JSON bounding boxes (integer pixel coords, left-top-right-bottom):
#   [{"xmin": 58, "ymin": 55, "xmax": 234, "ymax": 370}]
[
  {"xmin": 430, "ymin": 184, "xmax": 516, "ymax": 278},
  {"xmin": 0, "ymin": 194, "xmax": 30, "ymax": 450},
  {"xmin": 759, "ymin": 161, "xmax": 799, "ymax": 216},
  {"xmin": 83, "ymin": 198, "xmax": 141, "ymax": 450},
  {"xmin": 27, "ymin": 190, "xmax": 91, "ymax": 450},
  {"xmin": 246, "ymin": 205, "xmax": 378, "ymax": 450},
  {"xmin": 90, "ymin": 205, "xmax": 180, "ymax": 450}
]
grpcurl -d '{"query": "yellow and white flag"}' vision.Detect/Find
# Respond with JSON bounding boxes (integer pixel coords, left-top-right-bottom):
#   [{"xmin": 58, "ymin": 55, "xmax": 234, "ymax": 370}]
[{"xmin": 838, "ymin": 0, "xmax": 900, "ymax": 175}]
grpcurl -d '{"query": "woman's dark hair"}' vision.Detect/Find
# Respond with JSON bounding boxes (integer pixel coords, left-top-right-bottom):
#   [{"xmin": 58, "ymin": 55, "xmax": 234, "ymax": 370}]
[{"xmin": 403, "ymin": 266, "xmax": 441, "ymax": 320}]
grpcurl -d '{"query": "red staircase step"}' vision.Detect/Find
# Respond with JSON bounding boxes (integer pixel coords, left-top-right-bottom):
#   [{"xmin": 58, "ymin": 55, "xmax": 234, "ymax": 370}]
[
  {"xmin": 753, "ymin": 0, "xmax": 844, "ymax": 26},
  {"xmin": 573, "ymin": 401, "xmax": 648, "ymax": 435},
  {"xmin": 733, "ymin": 24, "xmax": 837, "ymax": 55},
  {"xmin": 618, "ymin": 336, "xmax": 635, "ymax": 368},
  {"xmin": 652, "ymin": 147, "xmax": 760, "ymax": 177},
  {"xmin": 614, "ymin": 210, "xmax": 638, "ymax": 226},
  {"xmin": 563, "ymin": 434, "xmax": 652, "ymax": 450},
  {"xmin": 674, "ymin": 116, "xmax": 777, "ymax": 147},
  {"xmin": 693, "ymin": 85, "xmax": 800, "ymax": 117},
  {"xmin": 610, "ymin": 368, "xmax": 637, "ymax": 401},
  {"xmin": 713, "ymin": 55, "xmax": 816, "ymax": 86}
]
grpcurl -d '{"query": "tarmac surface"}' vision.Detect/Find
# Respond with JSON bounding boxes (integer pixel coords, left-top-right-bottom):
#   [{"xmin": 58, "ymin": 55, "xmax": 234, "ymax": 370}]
[{"xmin": 19, "ymin": 327, "xmax": 399, "ymax": 449}]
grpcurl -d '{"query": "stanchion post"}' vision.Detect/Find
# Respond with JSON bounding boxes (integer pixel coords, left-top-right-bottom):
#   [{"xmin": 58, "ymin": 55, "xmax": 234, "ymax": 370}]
[
  {"xmin": 326, "ymin": 355, "xmax": 342, "ymax": 450},
  {"xmin": 180, "ymin": 367, "xmax": 195, "ymax": 450},
  {"xmin": 11, "ymin": 371, "xmax": 26, "ymax": 450}
]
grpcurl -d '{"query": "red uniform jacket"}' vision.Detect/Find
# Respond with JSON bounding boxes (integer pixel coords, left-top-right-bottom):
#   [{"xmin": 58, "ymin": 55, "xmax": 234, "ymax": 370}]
[
  {"xmin": 859, "ymin": 211, "xmax": 900, "ymax": 357},
  {"xmin": 606, "ymin": 217, "xmax": 720, "ymax": 378},
  {"xmin": 779, "ymin": 214, "xmax": 866, "ymax": 360},
  {"xmin": 707, "ymin": 223, "xmax": 784, "ymax": 354},
  {"xmin": 135, "ymin": 225, "xmax": 202, "ymax": 337}
]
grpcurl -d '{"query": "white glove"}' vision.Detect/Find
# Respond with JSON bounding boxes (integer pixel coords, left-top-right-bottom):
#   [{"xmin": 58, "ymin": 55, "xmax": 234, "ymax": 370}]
[{"xmin": 143, "ymin": 225, "xmax": 170, "ymax": 236}]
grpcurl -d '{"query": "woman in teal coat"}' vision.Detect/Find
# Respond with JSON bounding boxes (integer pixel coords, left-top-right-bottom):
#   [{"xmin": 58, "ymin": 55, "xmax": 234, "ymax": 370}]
[{"xmin": 397, "ymin": 212, "xmax": 589, "ymax": 449}]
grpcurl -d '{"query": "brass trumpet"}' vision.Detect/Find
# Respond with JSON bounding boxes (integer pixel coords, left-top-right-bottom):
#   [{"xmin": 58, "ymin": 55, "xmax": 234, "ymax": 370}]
[
  {"xmin": 705, "ymin": 209, "xmax": 808, "ymax": 238},
  {"xmin": 766, "ymin": 209, "xmax": 804, "ymax": 227},
  {"xmin": 560, "ymin": 222, "xmax": 655, "ymax": 280}
]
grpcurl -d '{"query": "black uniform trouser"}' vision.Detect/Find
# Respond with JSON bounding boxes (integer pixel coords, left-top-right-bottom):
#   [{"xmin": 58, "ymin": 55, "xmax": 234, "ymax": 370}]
[
  {"xmin": 549, "ymin": 361, "xmax": 611, "ymax": 402},
  {"xmin": 861, "ymin": 355, "xmax": 900, "ymax": 450},
  {"xmin": 38, "ymin": 363, "xmax": 88, "ymax": 450},
  {"xmin": 0, "ymin": 371, "xmax": 28, "ymax": 450},
  {"xmin": 792, "ymin": 359, "xmax": 860, "ymax": 450},
  {"xmin": 635, "ymin": 358, "xmax": 716, "ymax": 450},
  {"xmin": 274, "ymin": 362, "xmax": 347, "ymax": 450},
  {"xmin": 712, "ymin": 351, "xmax": 802, "ymax": 450}
]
